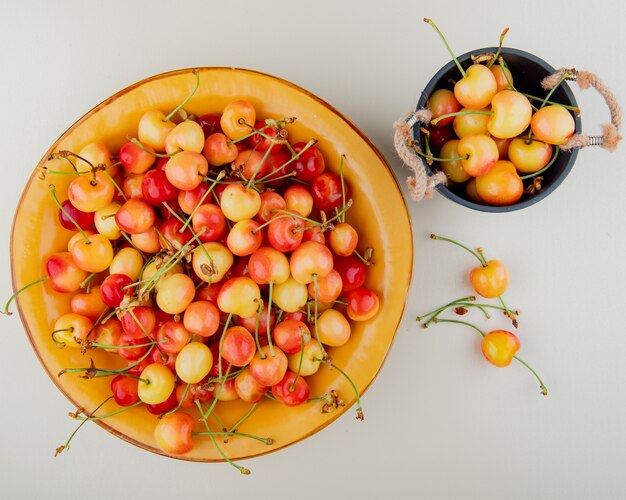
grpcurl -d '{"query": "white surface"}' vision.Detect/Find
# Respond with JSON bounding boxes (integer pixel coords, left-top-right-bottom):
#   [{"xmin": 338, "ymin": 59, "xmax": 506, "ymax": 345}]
[{"xmin": 1, "ymin": 1, "xmax": 625, "ymax": 498}]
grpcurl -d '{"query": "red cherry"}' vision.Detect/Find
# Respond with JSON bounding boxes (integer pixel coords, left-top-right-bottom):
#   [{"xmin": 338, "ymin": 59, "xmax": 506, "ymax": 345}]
[
  {"xmin": 272, "ymin": 371, "xmax": 310, "ymax": 406},
  {"xmin": 117, "ymin": 334, "xmax": 150, "ymax": 361},
  {"xmin": 248, "ymin": 121, "xmax": 283, "ymax": 152},
  {"xmin": 142, "ymin": 169, "xmax": 178, "ymax": 205},
  {"xmin": 100, "ymin": 273, "xmax": 134, "ymax": 308},
  {"xmin": 192, "ymin": 204, "xmax": 226, "ymax": 242},
  {"xmin": 293, "ymin": 142, "xmax": 325, "ymax": 181},
  {"xmin": 334, "ymin": 255, "xmax": 367, "ymax": 294},
  {"xmin": 264, "ymin": 151, "xmax": 294, "ymax": 187},
  {"xmin": 146, "ymin": 387, "xmax": 178, "ymax": 415},
  {"xmin": 196, "ymin": 113, "xmax": 222, "ymax": 137},
  {"xmin": 58, "ymin": 200, "xmax": 94, "ymax": 231},
  {"xmin": 110, "ymin": 375, "xmax": 140, "ymax": 406},
  {"xmin": 159, "ymin": 218, "xmax": 192, "ymax": 249},
  {"xmin": 311, "ymin": 172, "xmax": 349, "ymax": 213}
]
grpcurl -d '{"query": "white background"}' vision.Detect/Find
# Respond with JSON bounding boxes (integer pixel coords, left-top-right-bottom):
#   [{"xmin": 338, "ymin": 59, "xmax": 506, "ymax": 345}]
[{"xmin": 1, "ymin": 1, "xmax": 625, "ymax": 499}]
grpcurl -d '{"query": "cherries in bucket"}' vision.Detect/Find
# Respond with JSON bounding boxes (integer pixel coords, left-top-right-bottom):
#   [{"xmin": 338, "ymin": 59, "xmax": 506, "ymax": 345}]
[{"xmin": 394, "ymin": 19, "xmax": 622, "ymax": 211}]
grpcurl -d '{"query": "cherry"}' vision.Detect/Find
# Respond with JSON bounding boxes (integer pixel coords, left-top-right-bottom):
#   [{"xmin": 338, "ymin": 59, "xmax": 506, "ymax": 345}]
[
  {"xmin": 248, "ymin": 345, "xmax": 288, "ymax": 387},
  {"xmin": 453, "ymin": 108, "xmax": 490, "ymax": 138},
  {"xmin": 284, "ymin": 185, "xmax": 314, "ymax": 218},
  {"xmin": 165, "ymin": 151, "xmax": 208, "ymax": 191},
  {"xmin": 156, "ymin": 320, "xmax": 191, "ymax": 354},
  {"xmin": 328, "ymin": 222, "xmax": 358, "ymax": 257},
  {"xmin": 217, "ymin": 277, "xmax": 261, "ymax": 318},
  {"xmin": 470, "ymin": 259, "xmax": 509, "ymax": 298},
  {"xmin": 58, "ymin": 200, "xmax": 94, "ymax": 231},
  {"xmin": 115, "ymin": 198, "xmax": 156, "ymax": 234},
  {"xmin": 308, "ymin": 269, "xmax": 342, "ymax": 303},
  {"xmin": 234, "ymin": 369, "xmax": 268, "ymax": 403},
  {"xmin": 196, "ymin": 113, "xmax": 222, "ymax": 137},
  {"xmin": 508, "ymin": 138, "xmax": 552, "ymax": 174},
  {"xmin": 109, "ymin": 247, "xmax": 143, "ymax": 282},
  {"xmin": 290, "ymin": 241, "xmax": 334, "ymax": 284},
  {"xmin": 488, "ymin": 90, "xmax": 532, "ymax": 139},
  {"xmin": 426, "ymin": 126, "xmax": 456, "ymax": 155},
  {"xmin": 110, "ymin": 375, "xmax": 140, "ymax": 407},
  {"xmin": 292, "ymin": 142, "xmax": 326, "ymax": 181},
  {"xmin": 70, "ymin": 285, "xmax": 107, "ymax": 321},
  {"xmin": 156, "ymin": 273, "xmax": 195, "ymax": 315},
  {"xmin": 475, "ymin": 160, "xmax": 523, "ymax": 206},
  {"xmin": 68, "ymin": 172, "xmax": 115, "ymax": 213},
  {"xmin": 202, "ymin": 132, "xmax": 239, "ymax": 166},
  {"xmin": 346, "ymin": 287, "xmax": 380, "ymax": 322},
  {"xmin": 175, "ymin": 341, "xmax": 213, "ymax": 384},
  {"xmin": 45, "ymin": 252, "xmax": 88, "ymax": 293},
  {"xmin": 272, "ymin": 276, "xmax": 308, "ymax": 313},
  {"xmin": 248, "ymin": 246, "xmax": 290, "ymax": 285},
  {"xmin": 318, "ymin": 309, "xmax": 351, "ymax": 346},
  {"xmin": 221, "ymin": 326, "xmax": 257, "ymax": 367},
  {"xmin": 256, "ymin": 191, "xmax": 286, "ymax": 224},
  {"xmin": 438, "ymin": 139, "xmax": 470, "ymax": 183},
  {"xmin": 333, "ymin": 255, "xmax": 367, "ymax": 294},
  {"xmin": 119, "ymin": 141, "xmax": 155, "ymax": 174},
  {"xmin": 178, "ymin": 182, "xmax": 209, "ymax": 215},
  {"xmin": 272, "ymin": 371, "xmax": 310, "ymax": 407},
  {"xmin": 530, "ymin": 105, "xmax": 575, "ymax": 145},
  {"xmin": 146, "ymin": 388, "xmax": 179, "ymax": 415},
  {"xmin": 165, "ymin": 120, "xmax": 205, "ymax": 154},
  {"xmin": 220, "ymin": 184, "xmax": 261, "ymax": 222},
  {"xmin": 100, "ymin": 273, "xmax": 134, "ymax": 308},
  {"xmin": 52, "ymin": 313, "xmax": 94, "ymax": 348},
  {"xmin": 267, "ymin": 214, "xmax": 304, "ymax": 253},
  {"xmin": 117, "ymin": 334, "xmax": 150, "ymax": 361},
  {"xmin": 226, "ymin": 219, "xmax": 263, "ymax": 256},
  {"xmin": 142, "ymin": 169, "xmax": 178, "ymax": 205},
  {"xmin": 482, "ymin": 329, "xmax": 520, "ymax": 367},
  {"xmin": 234, "ymin": 149, "xmax": 271, "ymax": 182},
  {"xmin": 263, "ymin": 151, "xmax": 294, "ymax": 187},
  {"xmin": 192, "ymin": 203, "xmax": 226, "ymax": 242},
  {"xmin": 122, "ymin": 173, "xmax": 145, "ymax": 199},
  {"xmin": 138, "ymin": 110, "xmax": 176, "ymax": 152},
  {"xmin": 183, "ymin": 300, "xmax": 220, "ymax": 337},
  {"xmin": 457, "ymin": 134, "xmax": 499, "ymax": 177},
  {"xmin": 237, "ymin": 300, "xmax": 276, "ymax": 336},
  {"xmin": 154, "ymin": 411, "xmax": 195, "ymax": 455},
  {"xmin": 427, "ymin": 89, "xmax": 461, "ymax": 128},
  {"xmin": 221, "ymin": 100, "xmax": 256, "ymax": 140},
  {"xmin": 192, "ymin": 242, "xmax": 233, "ymax": 283},
  {"xmin": 311, "ymin": 172, "xmax": 348, "ymax": 213},
  {"xmin": 120, "ymin": 306, "xmax": 156, "ymax": 339}
]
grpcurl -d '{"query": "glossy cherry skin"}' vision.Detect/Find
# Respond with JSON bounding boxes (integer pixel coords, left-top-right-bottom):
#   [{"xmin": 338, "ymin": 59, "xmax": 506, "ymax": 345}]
[
  {"xmin": 530, "ymin": 105, "xmax": 575, "ymax": 145},
  {"xmin": 220, "ymin": 99, "xmax": 256, "ymax": 140},
  {"xmin": 427, "ymin": 126, "xmax": 457, "ymax": 155},
  {"xmin": 470, "ymin": 260, "xmax": 509, "ymax": 298},
  {"xmin": 117, "ymin": 334, "xmax": 150, "ymax": 361},
  {"xmin": 237, "ymin": 301, "xmax": 276, "ymax": 336},
  {"xmin": 58, "ymin": 200, "xmax": 94, "ymax": 231},
  {"xmin": 67, "ymin": 172, "xmax": 115, "ymax": 213},
  {"xmin": 292, "ymin": 142, "xmax": 326, "ymax": 181},
  {"xmin": 156, "ymin": 321, "xmax": 191, "ymax": 354},
  {"xmin": 141, "ymin": 169, "xmax": 178, "ymax": 205},
  {"xmin": 100, "ymin": 273, "xmax": 134, "ymax": 308},
  {"xmin": 267, "ymin": 215, "xmax": 304, "ymax": 253},
  {"xmin": 346, "ymin": 287, "xmax": 380, "ymax": 321},
  {"xmin": 308, "ymin": 269, "xmax": 342, "ymax": 302},
  {"xmin": 115, "ymin": 198, "xmax": 156, "ymax": 234},
  {"xmin": 70, "ymin": 285, "xmax": 107, "ymax": 321},
  {"xmin": 45, "ymin": 252, "xmax": 88, "ymax": 293},
  {"xmin": 221, "ymin": 326, "xmax": 257, "ymax": 367},
  {"xmin": 481, "ymin": 330, "xmax": 520, "ymax": 367},
  {"xmin": 264, "ymin": 151, "xmax": 294, "ymax": 187},
  {"xmin": 508, "ymin": 138, "xmax": 552, "ymax": 174},
  {"xmin": 183, "ymin": 300, "xmax": 220, "ymax": 338},
  {"xmin": 110, "ymin": 375, "xmax": 140, "ymax": 406},
  {"xmin": 154, "ymin": 412, "xmax": 195, "ymax": 455},
  {"xmin": 256, "ymin": 191, "xmax": 287, "ymax": 224},
  {"xmin": 119, "ymin": 141, "xmax": 155, "ymax": 174},
  {"xmin": 290, "ymin": 241, "xmax": 334, "ymax": 284},
  {"xmin": 234, "ymin": 369, "xmax": 269, "ymax": 403},
  {"xmin": 311, "ymin": 172, "xmax": 349, "ymax": 213},
  {"xmin": 454, "ymin": 64, "xmax": 498, "ymax": 109},
  {"xmin": 178, "ymin": 182, "xmax": 209, "ymax": 214},
  {"xmin": 202, "ymin": 132, "xmax": 239, "ymax": 166},
  {"xmin": 248, "ymin": 121, "xmax": 283, "ymax": 152},
  {"xmin": 248, "ymin": 345, "xmax": 288, "ymax": 387},
  {"xmin": 248, "ymin": 246, "xmax": 290, "ymax": 285},
  {"xmin": 192, "ymin": 203, "xmax": 226, "ymax": 242},
  {"xmin": 272, "ymin": 319, "xmax": 310, "ymax": 354},
  {"xmin": 439, "ymin": 139, "xmax": 470, "ymax": 183},
  {"xmin": 427, "ymin": 89, "xmax": 461, "ymax": 127},
  {"xmin": 196, "ymin": 113, "xmax": 222, "ymax": 137},
  {"xmin": 272, "ymin": 371, "xmax": 310, "ymax": 407},
  {"xmin": 458, "ymin": 134, "xmax": 499, "ymax": 177},
  {"xmin": 488, "ymin": 90, "xmax": 532, "ymax": 139},
  {"xmin": 146, "ymin": 388, "xmax": 179, "ymax": 415},
  {"xmin": 120, "ymin": 306, "xmax": 156, "ymax": 339},
  {"xmin": 475, "ymin": 160, "xmax": 523, "ymax": 206},
  {"xmin": 490, "ymin": 64, "xmax": 514, "ymax": 91},
  {"xmin": 333, "ymin": 255, "xmax": 367, "ymax": 294}
]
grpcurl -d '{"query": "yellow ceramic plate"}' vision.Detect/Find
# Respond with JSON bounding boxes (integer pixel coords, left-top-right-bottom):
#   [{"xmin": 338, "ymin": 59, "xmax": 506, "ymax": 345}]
[{"xmin": 11, "ymin": 68, "xmax": 412, "ymax": 461}]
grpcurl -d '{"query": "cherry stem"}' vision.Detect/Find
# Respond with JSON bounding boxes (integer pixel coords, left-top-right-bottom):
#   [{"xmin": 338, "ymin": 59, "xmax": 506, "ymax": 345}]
[
  {"xmin": 218, "ymin": 314, "xmax": 233, "ymax": 381},
  {"xmin": 179, "ymin": 171, "xmax": 225, "ymax": 233},
  {"xmin": 55, "ymin": 396, "xmax": 113, "ymax": 456},
  {"xmin": 102, "ymin": 171, "xmax": 127, "ymax": 202},
  {"xmin": 163, "ymin": 70, "xmax": 200, "ymax": 122},
  {"xmin": 266, "ymin": 282, "xmax": 275, "ymax": 357},
  {"xmin": 3, "ymin": 276, "xmax": 49, "ymax": 315},
  {"xmin": 430, "ymin": 234, "xmax": 487, "ymax": 266},
  {"xmin": 88, "ymin": 339, "xmax": 165, "ymax": 350},
  {"xmin": 329, "ymin": 362, "xmax": 363, "ymax": 420},
  {"xmin": 194, "ymin": 400, "xmax": 251, "ymax": 475},
  {"xmin": 353, "ymin": 247, "xmax": 374, "ymax": 267},
  {"xmin": 540, "ymin": 69, "xmax": 573, "ymax": 109},
  {"xmin": 162, "ymin": 201, "xmax": 186, "ymax": 225},
  {"xmin": 520, "ymin": 147, "xmax": 559, "ymax": 180},
  {"xmin": 199, "ymin": 363, "xmax": 232, "ymax": 421},
  {"xmin": 312, "ymin": 274, "xmax": 325, "ymax": 356},
  {"xmin": 129, "ymin": 138, "xmax": 180, "ymax": 158},
  {"xmin": 339, "ymin": 155, "xmax": 347, "ymax": 223},
  {"xmin": 431, "ymin": 109, "xmax": 492, "ymax": 126},
  {"xmin": 290, "ymin": 335, "xmax": 306, "ymax": 391},
  {"xmin": 253, "ymin": 169, "xmax": 297, "ymax": 185},
  {"xmin": 228, "ymin": 403, "xmax": 258, "ymax": 433},
  {"xmin": 520, "ymin": 93, "xmax": 579, "ymax": 112},
  {"xmin": 412, "ymin": 148, "xmax": 469, "ymax": 163},
  {"xmin": 245, "ymin": 145, "xmax": 274, "ymax": 190},
  {"xmin": 433, "ymin": 318, "xmax": 547, "ymax": 395},
  {"xmin": 252, "ymin": 213, "xmax": 295, "ymax": 234},
  {"xmin": 424, "ymin": 18, "xmax": 466, "ymax": 78},
  {"xmin": 73, "ymin": 400, "xmax": 142, "ymax": 421},
  {"xmin": 48, "ymin": 185, "xmax": 92, "ymax": 244},
  {"xmin": 193, "ymin": 429, "xmax": 271, "ymax": 445},
  {"xmin": 160, "ymin": 383, "xmax": 190, "ymax": 419},
  {"xmin": 513, "ymin": 355, "xmax": 549, "ymax": 396},
  {"xmin": 254, "ymin": 301, "xmax": 266, "ymax": 359},
  {"xmin": 416, "ymin": 295, "xmax": 476, "ymax": 324},
  {"xmin": 487, "ymin": 27, "xmax": 509, "ymax": 68}
]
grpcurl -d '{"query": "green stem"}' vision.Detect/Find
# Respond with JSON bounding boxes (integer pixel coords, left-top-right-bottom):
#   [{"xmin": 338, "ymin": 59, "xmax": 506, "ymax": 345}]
[
  {"xmin": 266, "ymin": 283, "xmax": 275, "ymax": 357},
  {"xmin": 254, "ymin": 301, "xmax": 266, "ymax": 359},
  {"xmin": 163, "ymin": 70, "xmax": 200, "ymax": 122},
  {"xmin": 179, "ymin": 172, "xmax": 225, "ymax": 233},
  {"xmin": 430, "ymin": 234, "xmax": 487, "ymax": 266},
  {"xmin": 424, "ymin": 18, "xmax": 466, "ymax": 78},
  {"xmin": 416, "ymin": 295, "xmax": 476, "ymax": 324},
  {"xmin": 55, "ymin": 396, "xmax": 113, "ymax": 456},
  {"xmin": 329, "ymin": 362, "xmax": 363, "ymax": 420},
  {"xmin": 218, "ymin": 314, "xmax": 233, "ymax": 381},
  {"xmin": 3, "ymin": 276, "xmax": 49, "ymax": 315},
  {"xmin": 290, "ymin": 336, "xmax": 306, "ymax": 390},
  {"xmin": 192, "ymin": 429, "xmax": 271, "ymax": 445},
  {"xmin": 102, "ymin": 171, "xmax": 127, "ymax": 202},
  {"xmin": 431, "ymin": 109, "xmax": 492, "ymax": 126},
  {"xmin": 540, "ymin": 70, "xmax": 572, "ymax": 109},
  {"xmin": 129, "ymin": 137, "xmax": 179, "ymax": 158},
  {"xmin": 228, "ymin": 403, "xmax": 258, "ymax": 433},
  {"xmin": 339, "ymin": 155, "xmax": 347, "ymax": 223},
  {"xmin": 432, "ymin": 317, "xmax": 486, "ymax": 336},
  {"xmin": 520, "ymin": 147, "xmax": 559, "ymax": 180},
  {"xmin": 74, "ymin": 400, "xmax": 142, "ymax": 421},
  {"xmin": 194, "ymin": 400, "xmax": 251, "ymax": 475},
  {"xmin": 513, "ymin": 355, "xmax": 549, "ymax": 396},
  {"xmin": 48, "ymin": 185, "xmax": 91, "ymax": 243}
]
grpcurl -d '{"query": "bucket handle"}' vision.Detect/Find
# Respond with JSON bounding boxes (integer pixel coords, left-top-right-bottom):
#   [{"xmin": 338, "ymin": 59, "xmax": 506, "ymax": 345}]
[
  {"xmin": 542, "ymin": 68, "xmax": 622, "ymax": 152},
  {"xmin": 393, "ymin": 68, "xmax": 622, "ymax": 201}
]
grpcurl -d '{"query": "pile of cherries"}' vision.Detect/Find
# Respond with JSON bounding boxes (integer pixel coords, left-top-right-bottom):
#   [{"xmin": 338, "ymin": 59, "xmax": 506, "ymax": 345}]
[
  {"xmin": 421, "ymin": 19, "xmax": 577, "ymax": 206},
  {"xmin": 9, "ymin": 84, "xmax": 380, "ymax": 472}
]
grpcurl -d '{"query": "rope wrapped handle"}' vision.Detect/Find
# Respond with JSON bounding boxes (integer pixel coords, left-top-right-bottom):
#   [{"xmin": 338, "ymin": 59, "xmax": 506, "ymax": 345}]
[
  {"xmin": 541, "ymin": 68, "xmax": 622, "ymax": 152},
  {"xmin": 393, "ymin": 110, "xmax": 447, "ymax": 201},
  {"xmin": 394, "ymin": 68, "xmax": 622, "ymax": 201}
]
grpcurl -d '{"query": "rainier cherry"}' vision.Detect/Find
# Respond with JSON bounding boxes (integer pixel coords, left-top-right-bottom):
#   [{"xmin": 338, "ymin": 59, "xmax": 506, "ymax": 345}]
[{"xmin": 154, "ymin": 412, "xmax": 195, "ymax": 455}]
